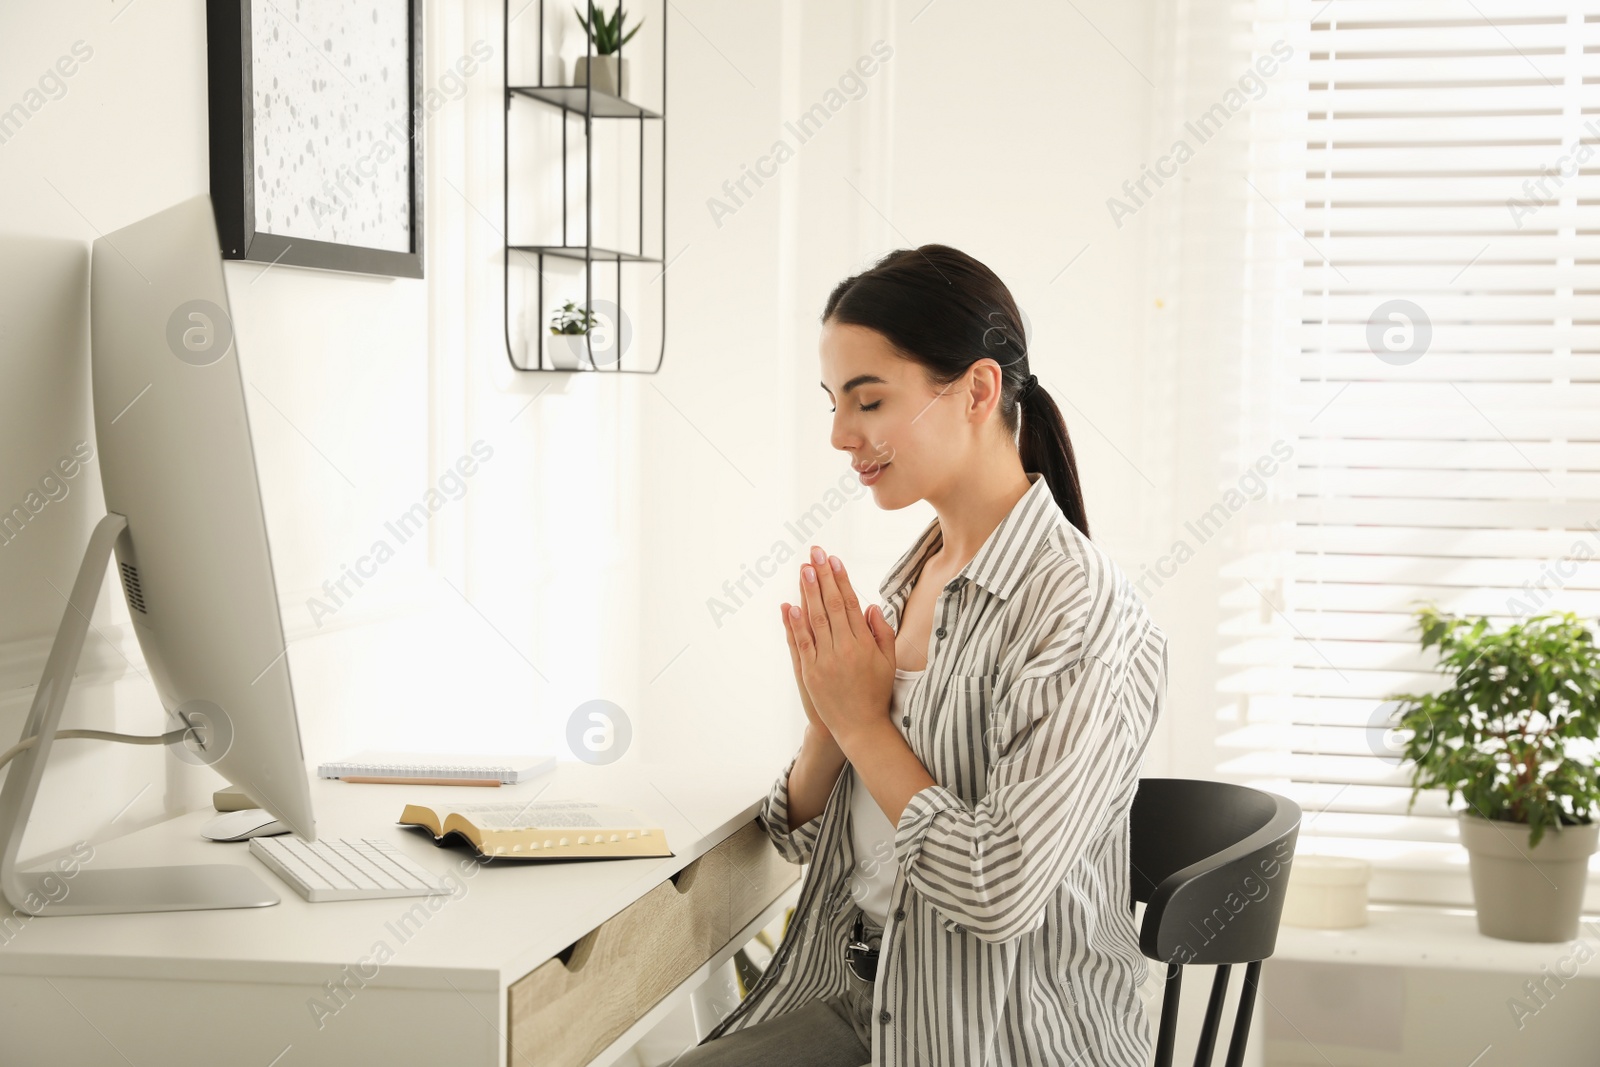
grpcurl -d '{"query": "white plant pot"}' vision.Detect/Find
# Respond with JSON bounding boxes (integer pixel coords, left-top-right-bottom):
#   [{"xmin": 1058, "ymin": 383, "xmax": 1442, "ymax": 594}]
[
  {"xmin": 548, "ymin": 332, "xmax": 596, "ymax": 371},
  {"xmin": 1280, "ymin": 855, "xmax": 1371, "ymax": 929},
  {"xmin": 573, "ymin": 55, "xmax": 629, "ymax": 98},
  {"xmin": 1459, "ymin": 814, "xmax": 1599, "ymax": 942}
]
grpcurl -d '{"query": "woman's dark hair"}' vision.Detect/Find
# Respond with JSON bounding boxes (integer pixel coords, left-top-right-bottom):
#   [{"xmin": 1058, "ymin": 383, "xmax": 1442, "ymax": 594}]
[{"xmin": 820, "ymin": 244, "xmax": 1090, "ymax": 536}]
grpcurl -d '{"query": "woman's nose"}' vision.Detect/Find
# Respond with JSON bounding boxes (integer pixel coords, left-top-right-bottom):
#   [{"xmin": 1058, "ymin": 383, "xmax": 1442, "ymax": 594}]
[{"xmin": 830, "ymin": 414, "xmax": 858, "ymax": 454}]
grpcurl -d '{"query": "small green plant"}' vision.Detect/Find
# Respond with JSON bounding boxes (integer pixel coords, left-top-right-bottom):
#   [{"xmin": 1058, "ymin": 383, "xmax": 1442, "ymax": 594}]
[
  {"xmin": 549, "ymin": 299, "xmax": 598, "ymax": 335},
  {"xmin": 1389, "ymin": 606, "xmax": 1600, "ymax": 847},
  {"xmin": 572, "ymin": 2, "xmax": 643, "ymax": 56}
]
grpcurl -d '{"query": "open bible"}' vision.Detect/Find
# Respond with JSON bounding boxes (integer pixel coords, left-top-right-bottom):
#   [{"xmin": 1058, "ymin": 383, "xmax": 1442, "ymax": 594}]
[{"xmin": 398, "ymin": 800, "xmax": 673, "ymax": 861}]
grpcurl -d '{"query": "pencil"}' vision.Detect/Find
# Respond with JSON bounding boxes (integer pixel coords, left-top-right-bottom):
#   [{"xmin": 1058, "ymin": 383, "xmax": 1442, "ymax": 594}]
[{"xmin": 339, "ymin": 776, "xmax": 503, "ymax": 786}]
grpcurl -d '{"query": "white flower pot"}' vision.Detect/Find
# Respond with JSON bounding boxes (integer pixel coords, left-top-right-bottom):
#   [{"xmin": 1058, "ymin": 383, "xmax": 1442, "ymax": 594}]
[
  {"xmin": 573, "ymin": 55, "xmax": 629, "ymax": 98},
  {"xmin": 548, "ymin": 332, "xmax": 596, "ymax": 371},
  {"xmin": 1281, "ymin": 855, "xmax": 1371, "ymax": 929},
  {"xmin": 1459, "ymin": 814, "xmax": 1599, "ymax": 942}
]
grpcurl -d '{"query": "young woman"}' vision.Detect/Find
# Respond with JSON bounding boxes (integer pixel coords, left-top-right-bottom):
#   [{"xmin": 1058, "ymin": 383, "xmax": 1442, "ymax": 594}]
[{"xmin": 680, "ymin": 245, "xmax": 1167, "ymax": 1067}]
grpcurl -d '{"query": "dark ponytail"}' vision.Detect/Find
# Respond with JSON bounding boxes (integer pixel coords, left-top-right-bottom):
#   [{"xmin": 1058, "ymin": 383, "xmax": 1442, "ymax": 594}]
[{"xmin": 820, "ymin": 244, "xmax": 1090, "ymax": 536}]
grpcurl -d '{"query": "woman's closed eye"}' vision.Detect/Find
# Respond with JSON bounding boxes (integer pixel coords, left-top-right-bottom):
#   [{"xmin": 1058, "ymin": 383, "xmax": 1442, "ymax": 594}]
[{"xmin": 828, "ymin": 400, "xmax": 882, "ymax": 413}]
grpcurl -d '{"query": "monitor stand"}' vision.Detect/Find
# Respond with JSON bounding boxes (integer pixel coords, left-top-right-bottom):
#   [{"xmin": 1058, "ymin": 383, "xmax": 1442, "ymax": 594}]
[{"xmin": 0, "ymin": 514, "xmax": 280, "ymax": 915}]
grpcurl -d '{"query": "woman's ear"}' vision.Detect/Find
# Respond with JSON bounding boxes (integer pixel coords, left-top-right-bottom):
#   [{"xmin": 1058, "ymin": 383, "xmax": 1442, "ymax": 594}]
[{"xmin": 965, "ymin": 358, "xmax": 1004, "ymax": 425}]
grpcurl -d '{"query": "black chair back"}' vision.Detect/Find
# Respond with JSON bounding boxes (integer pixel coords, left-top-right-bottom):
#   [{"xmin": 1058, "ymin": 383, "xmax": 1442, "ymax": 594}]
[{"xmin": 1130, "ymin": 778, "xmax": 1301, "ymax": 1067}]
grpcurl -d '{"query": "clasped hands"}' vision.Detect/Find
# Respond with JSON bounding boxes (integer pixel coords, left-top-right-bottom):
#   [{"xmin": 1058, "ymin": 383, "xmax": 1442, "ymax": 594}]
[{"xmin": 780, "ymin": 544, "xmax": 898, "ymax": 759}]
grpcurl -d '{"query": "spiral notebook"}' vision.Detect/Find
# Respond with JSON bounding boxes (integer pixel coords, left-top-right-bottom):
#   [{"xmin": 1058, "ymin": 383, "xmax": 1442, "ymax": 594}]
[{"xmin": 316, "ymin": 751, "xmax": 557, "ymax": 785}]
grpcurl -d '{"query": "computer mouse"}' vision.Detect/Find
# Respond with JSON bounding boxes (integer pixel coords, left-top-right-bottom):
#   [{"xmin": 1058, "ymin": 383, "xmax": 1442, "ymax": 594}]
[{"xmin": 201, "ymin": 808, "xmax": 290, "ymax": 841}]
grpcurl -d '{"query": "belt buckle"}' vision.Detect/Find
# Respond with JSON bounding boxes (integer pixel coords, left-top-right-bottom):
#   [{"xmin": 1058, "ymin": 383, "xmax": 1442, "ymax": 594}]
[{"xmin": 844, "ymin": 912, "xmax": 880, "ymax": 983}]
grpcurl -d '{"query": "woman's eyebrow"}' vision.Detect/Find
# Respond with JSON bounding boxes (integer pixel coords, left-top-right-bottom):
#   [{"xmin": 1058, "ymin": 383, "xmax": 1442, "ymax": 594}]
[{"xmin": 820, "ymin": 374, "xmax": 888, "ymax": 397}]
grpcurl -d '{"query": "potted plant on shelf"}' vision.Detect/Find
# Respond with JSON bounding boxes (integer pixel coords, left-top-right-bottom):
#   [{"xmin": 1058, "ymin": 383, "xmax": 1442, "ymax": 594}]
[
  {"xmin": 572, "ymin": 2, "xmax": 643, "ymax": 99},
  {"xmin": 1389, "ymin": 606, "xmax": 1600, "ymax": 942},
  {"xmin": 548, "ymin": 299, "xmax": 598, "ymax": 369}
]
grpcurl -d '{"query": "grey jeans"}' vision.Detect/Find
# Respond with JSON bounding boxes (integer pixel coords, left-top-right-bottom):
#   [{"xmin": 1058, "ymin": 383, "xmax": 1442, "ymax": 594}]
[{"xmin": 671, "ymin": 908, "xmax": 880, "ymax": 1067}]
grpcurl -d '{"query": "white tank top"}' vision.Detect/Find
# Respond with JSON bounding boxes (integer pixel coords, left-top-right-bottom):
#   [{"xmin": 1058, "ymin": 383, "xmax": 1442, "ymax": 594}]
[{"xmin": 845, "ymin": 667, "xmax": 924, "ymax": 928}]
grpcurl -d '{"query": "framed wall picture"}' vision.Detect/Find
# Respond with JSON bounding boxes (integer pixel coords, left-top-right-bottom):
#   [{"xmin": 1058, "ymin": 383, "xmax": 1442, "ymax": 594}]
[{"xmin": 206, "ymin": 0, "xmax": 424, "ymax": 278}]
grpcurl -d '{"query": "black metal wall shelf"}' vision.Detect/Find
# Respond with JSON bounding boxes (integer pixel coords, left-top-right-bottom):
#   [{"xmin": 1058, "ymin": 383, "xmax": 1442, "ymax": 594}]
[
  {"xmin": 510, "ymin": 86, "xmax": 661, "ymax": 119},
  {"xmin": 511, "ymin": 244, "xmax": 661, "ymax": 263},
  {"xmin": 502, "ymin": 1, "xmax": 665, "ymax": 373}
]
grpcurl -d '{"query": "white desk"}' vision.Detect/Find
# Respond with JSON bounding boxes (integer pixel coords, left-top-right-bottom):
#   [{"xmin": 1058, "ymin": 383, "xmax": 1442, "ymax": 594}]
[{"xmin": 0, "ymin": 759, "xmax": 799, "ymax": 1067}]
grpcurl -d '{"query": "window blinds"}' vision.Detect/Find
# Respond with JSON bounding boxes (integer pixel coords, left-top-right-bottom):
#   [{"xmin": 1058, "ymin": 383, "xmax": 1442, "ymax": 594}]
[{"xmin": 1216, "ymin": 1, "xmax": 1600, "ymax": 878}]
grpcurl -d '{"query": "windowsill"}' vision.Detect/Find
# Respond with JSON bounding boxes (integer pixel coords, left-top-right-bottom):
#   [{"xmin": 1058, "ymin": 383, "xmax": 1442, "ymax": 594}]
[
  {"xmin": 1293, "ymin": 837, "xmax": 1600, "ymax": 913},
  {"xmin": 1273, "ymin": 903, "xmax": 1600, "ymax": 975}
]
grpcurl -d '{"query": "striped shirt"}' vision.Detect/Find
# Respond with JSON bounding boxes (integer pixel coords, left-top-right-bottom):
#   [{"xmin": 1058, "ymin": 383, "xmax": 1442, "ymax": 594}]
[{"xmin": 701, "ymin": 471, "xmax": 1168, "ymax": 1066}]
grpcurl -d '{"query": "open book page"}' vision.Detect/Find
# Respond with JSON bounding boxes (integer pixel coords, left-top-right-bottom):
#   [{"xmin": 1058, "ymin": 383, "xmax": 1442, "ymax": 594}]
[
  {"xmin": 437, "ymin": 801, "xmax": 656, "ymax": 829},
  {"xmin": 398, "ymin": 800, "xmax": 672, "ymax": 859}
]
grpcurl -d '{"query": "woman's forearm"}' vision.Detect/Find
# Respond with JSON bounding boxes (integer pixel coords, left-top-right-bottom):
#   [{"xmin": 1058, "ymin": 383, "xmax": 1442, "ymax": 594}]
[{"xmin": 787, "ymin": 724, "xmax": 847, "ymax": 832}]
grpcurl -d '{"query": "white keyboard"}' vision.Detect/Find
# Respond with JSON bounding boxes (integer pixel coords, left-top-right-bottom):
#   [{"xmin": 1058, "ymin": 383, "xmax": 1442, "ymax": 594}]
[{"xmin": 248, "ymin": 835, "xmax": 454, "ymax": 903}]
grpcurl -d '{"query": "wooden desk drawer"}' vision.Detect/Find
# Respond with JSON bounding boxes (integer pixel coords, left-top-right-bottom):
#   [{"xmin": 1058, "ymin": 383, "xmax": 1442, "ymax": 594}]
[
  {"xmin": 708, "ymin": 818, "xmax": 800, "ymax": 937},
  {"xmin": 507, "ymin": 820, "xmax": 798, "ymax": 1067}
]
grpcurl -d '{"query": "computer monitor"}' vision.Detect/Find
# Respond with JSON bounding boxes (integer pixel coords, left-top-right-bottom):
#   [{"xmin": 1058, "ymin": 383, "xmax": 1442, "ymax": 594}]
[{"xmin": 0, "ymin": 194, "xmax": 315, "ymax": 914}]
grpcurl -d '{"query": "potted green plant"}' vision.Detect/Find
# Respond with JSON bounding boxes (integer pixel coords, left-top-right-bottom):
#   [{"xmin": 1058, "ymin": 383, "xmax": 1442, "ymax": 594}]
[
  {"xmin": 572, "ymin": 2, "xmax": 643, "ymax": 99},
  {"xmin": 548, "ymin": 299, "xmax": 598, "ymax": 369},
  {"xmin": 1389, "ymin": 606, "xmax": 1600, "ymax": 942}
]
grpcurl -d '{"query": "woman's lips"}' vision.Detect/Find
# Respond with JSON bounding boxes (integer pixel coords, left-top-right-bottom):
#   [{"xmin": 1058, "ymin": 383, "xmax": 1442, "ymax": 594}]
[{"xmin": 858, "ymin": 462, "xmax": 890, "ymax": 486}]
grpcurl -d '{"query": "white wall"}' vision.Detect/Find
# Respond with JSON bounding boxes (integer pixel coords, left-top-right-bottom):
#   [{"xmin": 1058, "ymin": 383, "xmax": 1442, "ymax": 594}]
[
  {"xmin": 0, "ymin": 0, "xmax": 1163, "ymax": 862},
  {"xmin": 634, "ymin": 0, "xmax": 1175, "ymax": 776},
  {"xmin": 0, "ymin": 2, "xmax": 436, "ymax": 857}
]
